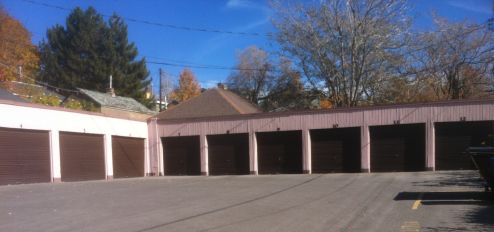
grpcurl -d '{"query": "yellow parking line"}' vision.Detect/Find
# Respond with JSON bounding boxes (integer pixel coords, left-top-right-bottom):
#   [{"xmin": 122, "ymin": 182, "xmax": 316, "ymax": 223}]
[
  {"xmin": 400, "ymin": 221, "xmax": 421, "ymax": 231},
  {"xmin": 411, "ymin": 193, "xmax": 424, "ymax": 210},
  {"xmin": 412, "ymin": 200, "xmax": 421, "ymax": 210}
]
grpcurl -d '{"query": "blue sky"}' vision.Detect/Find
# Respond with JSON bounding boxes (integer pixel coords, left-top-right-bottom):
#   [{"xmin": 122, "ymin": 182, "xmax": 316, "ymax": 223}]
[{"xmin": 1, "ymin": 0, "xmax": 492, "ymax": 94}]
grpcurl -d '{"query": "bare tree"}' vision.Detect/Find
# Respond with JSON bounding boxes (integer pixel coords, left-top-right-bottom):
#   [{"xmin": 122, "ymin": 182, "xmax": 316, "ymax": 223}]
[
  {"xmin": 227, "ymin": 46, "xmax": 306, "ymax": 111},
  {"xmin": 272, "ymin": 0, "xmax": 410, "ymax": 107},
  {"xmin": 260, "ymin": 58, "xmax": 305, "ymax": 111},
  {"xmin": 226, "ymin": 46, "xmax": 276, "ymax": 105},
  {"xmin": 409, "ymin": 16, "xmax": 494, "ymax": 100},
  {"xmin": 159, "ymin": 69, "xmax": 174, "ymax": 108}
]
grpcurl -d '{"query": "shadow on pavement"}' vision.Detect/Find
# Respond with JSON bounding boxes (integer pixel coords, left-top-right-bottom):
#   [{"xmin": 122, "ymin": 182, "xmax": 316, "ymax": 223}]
[
  {"xmin": 394, "ymin": 191, "xmax": 494, "ymax": 228},
  {"xmin": 393, "ymin": 191, "xmax": 494, "ymax": 228},
  {"xmin": 464, "ymin": 204, "xmax": 494, "ymax": 227},
  {"xmin": 394, "ymin": 191, "xmax": 491, "ymax": 202},
  {"xmin": 400, "ymin": 171, "xmax": 494, "ymax": 229},
  {"xmin": 412, "ymin": 171, "xmax": 484, "ymax": 188}
]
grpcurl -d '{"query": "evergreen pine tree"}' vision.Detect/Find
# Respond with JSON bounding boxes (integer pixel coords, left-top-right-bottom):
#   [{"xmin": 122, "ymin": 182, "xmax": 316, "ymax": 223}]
[{"xmin": 39, "ymin": 7, "xmax": 152, "ymax": 107}]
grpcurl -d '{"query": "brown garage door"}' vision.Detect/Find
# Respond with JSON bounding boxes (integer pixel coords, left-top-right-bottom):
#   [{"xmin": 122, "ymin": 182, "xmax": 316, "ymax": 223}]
[
  {"xmin": 311, "ymin": 127, "xmax": 361, "ymax": 173},
  {"xmin": 162, "ymin": 136, "xmax": 201, "ymax": 175},
  {"xmin": 112, "ymin": 136, "xmax": 145, "ymax": 178},
  {"xmin": 257, "ymin": 131, "xmax": 303, "ymax": 174},
  {"xmin": 370, "ymin": 124, "xmax": 425, "ymax": 172},
  {"xmin": 0, "ymin": 127, "xmax": 51, "ymax": 185},
  {"xmin": 208, "ymin": 133, "xmax": 249, "ymax": 175},
  {"xmin": 435, "ymin": 121, "xmax": 494, "ymax": 170},
  {"xmin": 60, "ymin": 132, "xmax": 105, "ymax": 182}
]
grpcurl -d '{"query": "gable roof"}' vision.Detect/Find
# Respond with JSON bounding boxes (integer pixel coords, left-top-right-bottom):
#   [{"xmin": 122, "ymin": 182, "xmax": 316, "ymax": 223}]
[
  {"xmin": 156, "ymin": 88, "xmax": 262, "ymax": 120},
  {"xmin": 78, "ymin": 88, "xmax": 154, "ymax": 114},
  {"xmin": 0, "ymin": 88, "xmax": 28, "ymax": 103}
]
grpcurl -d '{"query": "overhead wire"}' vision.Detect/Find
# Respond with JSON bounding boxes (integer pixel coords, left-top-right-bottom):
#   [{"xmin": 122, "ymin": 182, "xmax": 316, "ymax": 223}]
[
  {"xmin": 0, "ymin": 61, "xmax": 80, "ymax": 94},
  {"xmin": 19, "ymin": 0, "xmax": 270, "ymax": 37},
  {"xmin": 7, "ymin": 0, "xmax": 493, "ymax": 73},
  {"xmin": 0, "ymin": 38, "xmax": 281, "ymax": 72}
]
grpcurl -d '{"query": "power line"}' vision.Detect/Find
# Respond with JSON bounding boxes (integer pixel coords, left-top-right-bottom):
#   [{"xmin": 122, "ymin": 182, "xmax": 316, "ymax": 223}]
[
  {"xmin": 4, "ymin": 29, "xmax": 490, "ymax": 74},
  {"xmin": 20, "ymin": 0, "xmax": 270, "ymax": 37},
  {"xmin": 146, "ymin": 60, "xmax": 280, "ymax": 72},
  {"xmin": 0, "ymin": 38, "xmax": 275, "ymax": 72},
  {"xmin": 2, "ymin": 9, "xmax": 491, "ymax": 73},
  {"xmin": 0, "ymin": 61, "xmax": 79, "ymax": 94}
]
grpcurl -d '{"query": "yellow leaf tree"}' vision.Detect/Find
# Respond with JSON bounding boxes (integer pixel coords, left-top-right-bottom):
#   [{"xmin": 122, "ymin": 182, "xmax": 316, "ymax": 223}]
[
  {"xmin": 169, "ymin": 68, "xmax": 201, "ymax": 102},
  {"xmin": 0, "ymin": 7, "xmax": 39, "ymax": 83}
]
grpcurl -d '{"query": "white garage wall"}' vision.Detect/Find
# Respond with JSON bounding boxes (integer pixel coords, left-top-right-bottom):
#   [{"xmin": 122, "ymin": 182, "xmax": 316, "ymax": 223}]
[
  {"xmin": 0, "ymin": 102, "xmax": 148, "ymax": 137},
  {"xmin": 0, "ymin": 100, "xmax": 149, "ymax": 182}
]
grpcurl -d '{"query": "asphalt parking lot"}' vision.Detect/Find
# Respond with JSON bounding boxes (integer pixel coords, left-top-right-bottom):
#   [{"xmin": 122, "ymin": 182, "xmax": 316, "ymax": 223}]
[{"xmin": 0, "ymin": 171, "xmax": 493, "ymax": 232}]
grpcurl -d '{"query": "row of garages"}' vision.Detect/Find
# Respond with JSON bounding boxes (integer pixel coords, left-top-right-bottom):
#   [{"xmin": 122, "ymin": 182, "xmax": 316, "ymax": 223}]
[
  {"xmin": 162, "ymin": 121, "xmax": 493, "ymax": 175},
  {"xmin": 2, "ymin": 121, "xmax": 492, "ymax": 184},
  {"xmin": 0, "ymin": 127, "xmax": 145, "ymax": 185}
]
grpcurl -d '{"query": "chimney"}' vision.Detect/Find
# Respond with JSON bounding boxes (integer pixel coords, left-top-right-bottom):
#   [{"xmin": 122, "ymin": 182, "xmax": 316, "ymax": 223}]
[
  {"xmin": 217, "ymin": 82, "xmax": 226, "ymax": 90},
  {"xmin": 107, "ymin": 75, "xmax": 116, "ymax": 97}
]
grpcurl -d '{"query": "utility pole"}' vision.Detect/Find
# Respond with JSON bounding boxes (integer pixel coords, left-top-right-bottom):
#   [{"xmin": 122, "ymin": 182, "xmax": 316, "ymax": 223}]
[
  {"xmin": 17, "ymin": 65, "xmax": 23, "ymax": 80},
  {"xmin": 159, "ymin": 68, "xmax": 163, "ymax": 112}
]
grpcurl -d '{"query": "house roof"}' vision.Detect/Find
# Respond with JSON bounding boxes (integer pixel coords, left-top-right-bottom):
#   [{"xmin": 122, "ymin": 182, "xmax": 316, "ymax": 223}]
[
  {"xmin": 156, "ymin": 88, "xmax": 262, "ymax": 120},
  {"xmin": 5, "ymin": 81, "xmax": 64, "ymax": 99},
  {"xmin": 78, "ymin": 88, "xmax": 154, "ymax": 114},
  {"xmin": 0, "ymin": 88, "xmax": 28, "ymax": 103}
]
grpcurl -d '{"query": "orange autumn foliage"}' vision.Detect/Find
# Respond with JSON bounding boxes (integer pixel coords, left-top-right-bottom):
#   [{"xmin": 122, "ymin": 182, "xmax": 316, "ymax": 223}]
[
  {"xmin": 319, "ymin": 99, "xmax": 333, "ymax": 109},
  {"xmin": 169, "ymin": 68, "xmax": 201, "ymax": 102},
  {"xmin": 0, "ymin": 7, "xmax": 39, "ymax": 82}
]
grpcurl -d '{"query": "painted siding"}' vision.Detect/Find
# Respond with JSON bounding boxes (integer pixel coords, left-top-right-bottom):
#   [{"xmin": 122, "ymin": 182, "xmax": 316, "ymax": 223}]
[
  {"xmin": 151, "ymin": 100, "xmax": 494, "ymax": 174},
  {"xmin": 0, "ymin": 101, "xmax": 149, "ymax": 180},
  {"xmin": 157, "ymin": 101, "xmax": 494, "ymax": 138}
]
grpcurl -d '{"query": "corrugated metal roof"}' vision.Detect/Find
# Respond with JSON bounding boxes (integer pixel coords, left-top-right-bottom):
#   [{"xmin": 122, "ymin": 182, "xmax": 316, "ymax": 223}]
[
  {"xmin": 156, "ymin": 88, "xmax": 261, "ymax": 120},
  {"xmin": 0, "ymin": 88, "xmax": 28, "ymax": 103},
  {"xmin": 78, "ymin": 88, "xmax": 154, "ymax": 114}
]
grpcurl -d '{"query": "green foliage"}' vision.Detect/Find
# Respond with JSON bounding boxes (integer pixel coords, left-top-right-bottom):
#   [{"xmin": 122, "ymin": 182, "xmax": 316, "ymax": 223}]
[
  {"xmin": 31, "ymin": 95, "xmax": 60, "ymax": 106},
  {"xmin": 63, "ymin": 98, "xmax": 83, "ymax": 110},
  {"xmin": 82, "ymin": 100, "xmax": 98, "ymax": 112},
  {"xmin": 39, "ymin": 7, "xmax": 152, "ymax": 108}
]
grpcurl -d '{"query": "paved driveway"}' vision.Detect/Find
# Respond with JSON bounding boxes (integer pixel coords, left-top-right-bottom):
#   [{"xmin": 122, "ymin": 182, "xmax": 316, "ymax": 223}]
[{"xmin": 0, "ymin": 171, "xmax": 492, "ymax": 232}]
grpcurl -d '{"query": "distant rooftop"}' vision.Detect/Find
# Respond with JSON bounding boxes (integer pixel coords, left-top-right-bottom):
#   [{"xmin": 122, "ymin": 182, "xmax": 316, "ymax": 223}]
[
  {"xmin": 5, "ymin": 81, "xmax": 64, "ymax": 99},
  {"xmin": 156, "ymin": 88, "xmax": 261, "ymax": 120},
  {"xmin": 78, "ymin": 88, "xmax": 154, "ymax": 115}
]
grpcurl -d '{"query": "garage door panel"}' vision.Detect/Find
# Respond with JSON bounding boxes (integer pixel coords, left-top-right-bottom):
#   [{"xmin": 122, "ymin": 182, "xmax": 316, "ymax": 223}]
[
  {"xmin": 257, "ymin": 131, "xmax": 302, "ymax": 174},
  {"xmin": 60, "ymin": 132, "xmax": 105, "ymax": 182},
  {"xmin": 209, "ymin": 145, "xmax": 236, "ymax": 174},
  {"xmin": 165, "ymin": 148, "xmax": 188, "ymax": 174},
  {"xmin": 208, "ymin": 134, "xmax": 249, "ymax": 175},
  {"xmin": 0, "ymin": 127, "xmax": 51, "ymax": 185},
  {"xmin": 311, "ymin": 128, "xmax": 361, "ymax": 173},
  {"xmin": 112, "ymin": 136, "xmax": 144, "ymax": 178},
  {"xmin": 435, "ymin": 121, "xmax": 493, "ymax": 170},
  {"xmin": 163, "ymin": 136, "xmax": 201, "ymax": 175},
  {"xmin": 370, "ymin": 124, "xmax": 425, "ymax": 172},
  {"xmin": 312, "ymin": 141, "xmax": 343, "ymax": 172},
  {"xmin": 371, "ymin": 138, "xmax": 405, "ymax": 172},
  {"xmin": 258, "ymin": 144, "xmax": 284, "ymax": 174}
]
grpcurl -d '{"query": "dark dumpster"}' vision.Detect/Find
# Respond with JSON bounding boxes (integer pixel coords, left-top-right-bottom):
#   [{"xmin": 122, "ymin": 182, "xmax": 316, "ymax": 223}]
[{"xmin": 467, "ymin": 147, "xmax": 494, "ymax": 192}]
